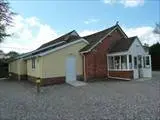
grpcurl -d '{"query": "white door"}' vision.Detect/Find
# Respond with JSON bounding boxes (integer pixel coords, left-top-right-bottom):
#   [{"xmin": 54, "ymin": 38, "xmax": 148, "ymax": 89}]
[
  {"xmin": 142, "ymin": 55, "xmax": 152, "ymax": 78},
  {"xmin": 66, "ymin": 55, "xmax": 76, "ymax": 82}
]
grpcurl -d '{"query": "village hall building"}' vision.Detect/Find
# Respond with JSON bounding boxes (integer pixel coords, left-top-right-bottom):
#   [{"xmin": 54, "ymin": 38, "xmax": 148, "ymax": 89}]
[{"xmin": 9, "ymin": 24, "xmax": 152, "ymax": 85}]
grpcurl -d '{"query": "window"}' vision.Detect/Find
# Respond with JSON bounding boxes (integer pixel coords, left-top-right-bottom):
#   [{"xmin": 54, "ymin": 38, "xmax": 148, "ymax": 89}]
[
  {"xmin": 108, "ymin": 56, "xmax": 114, "ymax": 69},
  {"xmin": 129, "ymin": 55, "xmax": 132, "ymax": 69},
  {"xmin": 134, "ymin": 57, "xmax": 137, "ymax": 69},
  {"xmin": 108, "ymin": 55, "xmax": 132, "ymax": 70},
  {"xmin": 115, "ymin": 56, "xmax": 120, "ymax": 69},
  {"xmin": 145, "ymin": 56, "xmax": 150, "ymax": 68},
  {"xmin": 143, "ymin": 56, "xmax": 145, "ymax": 68},
  {"xmin": 32, "ymin": 58, "xmax": 35, "ymax": 69},
  {"xmin": 146, "ymin": 56, "xmax": 150, "ymax": 66},
  {"xmin": 121, "ymin": 55, "xmax": 127, "ymax": 69}
]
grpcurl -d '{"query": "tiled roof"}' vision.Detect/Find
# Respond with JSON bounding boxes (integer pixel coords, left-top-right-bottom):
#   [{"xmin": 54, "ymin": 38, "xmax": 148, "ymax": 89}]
[
  {"xmin": 109, "ymin": 36, "xmax": 137, "ymax": 53},
  {"xmin": 11, "ymin": 30, "xmax": 81, "ymax": 61},
  {"xmin": 80, "ymin": 25, "xmax": 117, "ymax": 52},
  {"xmin": 37, "ymin": 30, "xmax": 80, "ymax": 49}
]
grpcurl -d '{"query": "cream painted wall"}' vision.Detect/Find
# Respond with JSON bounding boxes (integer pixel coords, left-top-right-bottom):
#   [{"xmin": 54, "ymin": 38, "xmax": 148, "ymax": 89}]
[
  {"xmin": 19, "ymin": 60, "xmax": 27, "ymax": 75},
  {"xmin": 9, "ymin": 59, "xmax": 27, "ymax": 75},
  {"xmin": 10, "ymin": 40, "xmax": 87, "ymax": 78},
  {"xmin": 42, "ymin": 41, "xmax": 87, "ymax": 78},
  {"xmin": 26, "ymin": 57, "xmax": 43, "ymax": 78},
  {"xmin": 9, "ymin": 60, "xmax": 18, "ymax": 74}
]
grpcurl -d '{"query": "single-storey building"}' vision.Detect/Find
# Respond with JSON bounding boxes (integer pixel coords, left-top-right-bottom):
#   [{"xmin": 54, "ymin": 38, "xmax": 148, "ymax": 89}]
[{"xmin": 9, "ymin": 24, "xmax": 152, "ymax": 85}]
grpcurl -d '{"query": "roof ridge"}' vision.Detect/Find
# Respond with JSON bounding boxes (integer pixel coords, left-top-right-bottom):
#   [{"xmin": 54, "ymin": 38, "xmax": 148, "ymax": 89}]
[
  {"xmin": 128, "ymin": 36, "xmax": 137, "ymax": 39},
  {"xmin": 37, "ymin": 30, "xmax": 79, "ymax": 49},
  {"xmin": 82, "ymin": 25, "xmax": 117, "ymax": 38},
  {"xmin": 109, "ymin": 36, "xmax": 136, "ymax": 53}
]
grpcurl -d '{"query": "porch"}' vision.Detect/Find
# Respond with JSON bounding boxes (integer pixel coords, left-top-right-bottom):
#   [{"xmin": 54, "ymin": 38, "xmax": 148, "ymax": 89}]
[{"xmin": 107, "ymin": 53, "xmax": 152, "ymax": 80}]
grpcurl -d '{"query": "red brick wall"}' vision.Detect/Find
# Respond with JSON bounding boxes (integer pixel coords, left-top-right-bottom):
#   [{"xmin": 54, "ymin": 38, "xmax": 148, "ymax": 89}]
[
  {"xmin": 108, "ymin": 71, "xmax": 133, "ymax": 79},
  {"xmin": 84, "ymin": 29, "xmax": 125, "ymax": 80}
]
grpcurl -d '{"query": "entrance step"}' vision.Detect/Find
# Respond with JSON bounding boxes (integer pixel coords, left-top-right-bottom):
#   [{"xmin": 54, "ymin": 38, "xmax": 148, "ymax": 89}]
[
  {"xmin": 136, "ymin": 78, "xmax": 152, "ymax": 81},
  {"xmin": 67, "ymin": 81, "xmax": 87, "ymax": 87}
]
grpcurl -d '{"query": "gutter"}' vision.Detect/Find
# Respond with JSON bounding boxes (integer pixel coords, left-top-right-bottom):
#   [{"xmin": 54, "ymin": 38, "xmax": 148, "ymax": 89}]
[
  {"xmin": 24, "ymin": 38, "xmax": 89, "ymax": 60},
  {"xmin": 11, "ymin": 41, "xmax": 66, "ymax": 62}
]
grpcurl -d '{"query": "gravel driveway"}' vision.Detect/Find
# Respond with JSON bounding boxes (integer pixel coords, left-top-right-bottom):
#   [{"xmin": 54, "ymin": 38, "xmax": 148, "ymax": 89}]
[{"xmin": 0, "ymin": 72, "xmax": 160, "ymax": 120}]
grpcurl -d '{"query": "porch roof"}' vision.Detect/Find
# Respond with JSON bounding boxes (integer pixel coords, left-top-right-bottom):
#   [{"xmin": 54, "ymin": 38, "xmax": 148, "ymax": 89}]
[{"xmin": 109, "ymin": 36, "xmax": 137, "ymax": 53}]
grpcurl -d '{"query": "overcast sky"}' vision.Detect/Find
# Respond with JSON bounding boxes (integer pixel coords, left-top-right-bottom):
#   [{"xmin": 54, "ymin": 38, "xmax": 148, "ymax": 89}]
[{"xmin": 0, "ymin": 0, "xmax": 160, "ymax": 53}]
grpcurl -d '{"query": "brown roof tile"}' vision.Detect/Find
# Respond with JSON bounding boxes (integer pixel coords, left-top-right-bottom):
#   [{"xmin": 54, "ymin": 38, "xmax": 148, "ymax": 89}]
[
  {"xmin": 109, "ymin": 36, "xmax": 137, "ymax": 53},
  {"xmin": 80, "ymin": 25, "xmax": 117, "ymax": 52},
  {"xmin": 37, "ymin": 30, "xmax": 80, "ymax": 49}
]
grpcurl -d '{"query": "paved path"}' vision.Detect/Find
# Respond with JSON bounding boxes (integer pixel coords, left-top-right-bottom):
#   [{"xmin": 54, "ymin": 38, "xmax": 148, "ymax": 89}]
[{"xmin": 0, "ymin": 72, "xmax": 159, "ymax": 120}]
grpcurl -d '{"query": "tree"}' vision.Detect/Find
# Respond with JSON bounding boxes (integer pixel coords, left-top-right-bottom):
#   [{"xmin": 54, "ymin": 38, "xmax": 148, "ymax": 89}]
[
  {"xmin": 149, "ymin": 42, "xmax": 160, "ymax": 56},
  {"xmin": 0, "ymin": 0, "xmax": 15, "ymax": 43},
  {"xmin": 153, "ymin": 23, "xmax": 160, "ymax": 34},
  {"xmin": 149, "ymin": 43, "xmax": 160, "ymax": 70},
  {"xmin": 6, "ymin": 51, "xmax": 19, "ymax": 58}
]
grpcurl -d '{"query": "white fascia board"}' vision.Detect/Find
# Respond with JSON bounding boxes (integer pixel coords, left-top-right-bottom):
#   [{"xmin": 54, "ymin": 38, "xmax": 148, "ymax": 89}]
[
  {"xmin": 21, "ymin": 41, "xmax": 65, "ymax": 59},
  {"xmin": 80, "ymin": 26, "xmax": 118, "ymax": 54},
  {"xmin": 23, "ymin": 54, "xmax": 40, "ymax": 60},
  {"xmin": 136, "ymin": 37, "xmax": 147, "ymax": 54},
  {"xmin": 37, "ymin": 38, "xmax": 88, "ymax": 57},
  {"xmin": 128, "ymin": 37, "xmax": 146, "ymax": 55},
  {"xmin": 80, "ymin": 25, "xmax": 128, "ymax": 54},
  {"xmin": 22, "ymin": 38, "xmax": 88, "ymax": 60},
  {"xmin": 107, "ymin": 51, "xmax": 128, "ymax": 56},
  {"xmin": 108, "ymin": 69, "xmax": 133, "ymax": 71},
  {"xmin": 108, "ymin": 76, "xmax": 131, "ymax": 80},
  {"xmin": 116, "ymin": 25, "xmax": 128, "ymax": 38}
]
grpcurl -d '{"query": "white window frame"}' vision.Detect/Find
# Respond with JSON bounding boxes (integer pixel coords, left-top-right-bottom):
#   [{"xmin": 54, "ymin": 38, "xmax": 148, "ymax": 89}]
[
  {"xmin": 144, "ymin": 55, "xmax": 151, "ymax": 68},
  {"xmin": 32, "ymin": 58, "xmax": 36, "ymax": 69},
  {"xmin": 107, "ymin": 54, "xmax": 133, "ymax": 71},
  {"xmin": 134, "ymin": 56, "xmax": 137, "ymax": 69}
]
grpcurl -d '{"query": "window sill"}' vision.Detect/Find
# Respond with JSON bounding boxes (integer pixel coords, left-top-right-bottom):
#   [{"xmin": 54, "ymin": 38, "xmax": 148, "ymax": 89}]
[{"xmin": 108, "ymin": 69, "xmax": 133, "ymax": 71}]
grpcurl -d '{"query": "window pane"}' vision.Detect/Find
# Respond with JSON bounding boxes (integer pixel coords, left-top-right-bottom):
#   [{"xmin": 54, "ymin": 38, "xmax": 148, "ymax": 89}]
[
  {"xmin": 32, "ymin": 58, "xmax": 35, "ymax": 69},
  {"xmin": 143, "ymin": 56, "xmax": 145, "ymax": 68},
  {"xmin": 146, "ymin": 56, "xmax": 150, "ymax": 67},
  {"xmin": 108, "ymin": 56, "xmax": 114, "ymax": 69},
  {"xmin": 134, "ymin": 57, "xmax": 137, "ymax": 69},
  {"xmin": 129, "ymin": 55, "xmax": 132, "ymax": 69},
  {"xmin": 129, "ymin": 55, "xmax": 132, "ymax": 63},
  {"xmin": 121, "ymin": 55, "xmax": 127, "ymax": 69},
  {"xmin": 115, "ymin": 56, "xmax": 120, "ymax": 69}
]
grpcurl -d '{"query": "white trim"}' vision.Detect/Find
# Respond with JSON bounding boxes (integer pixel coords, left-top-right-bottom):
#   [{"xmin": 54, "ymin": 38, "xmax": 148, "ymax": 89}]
[
  {"xmin": 83, "ymin": 54, "xmax": 87, "ymax": 81},
  {"xmin": 108, "ymin": 69, "xmax": 133, "ymax": 71},
  {"xmin": 80, "ymin": 25, "xmax": 128, "ymax": 54},
  {"xmin": 107, "ymin": 55, "xmax": 109, "ymax": 77},
  {"xmin": 107, "ymin": 51, "xmax": 128, "ymax": 56},
  {"xmin": 144, "ymin": 55, "xmax": 151, "ymax": 68},
  {"xmin": 107, "ymin": 54, "xmax": 133, "ymax": 71},
  {"xmin": 116, "ymin": 25, "xmax": 128, "ymax": 38},
  {"xmin": 149, "ymin": 55, "xmax": 152, "ymax": 69},
  {"xmin": 17, "ymin": 31, "xmax": 82, "ymax": 59},
  {"xmin": 13, "ymin": 35, "xmax": 89, "ymax": 60},
  {"xmin": 17, "ymin": 41, "xmax": 66, "ymax": 60},
  {"xmin": 80, "ymin": 26, "xmax": 117, "ymax": 53},
  {"xmin": 127, "ymin": 55, "xmax": 129, "ymax": 70},
  {"xmin": 119, "ymin": 56, "xmax": 121, "ymax": 69},
  {"xmin": 23, "ymin": 54, "xmax": 40, "ymax": 60},
  {"xmin": 113, "ymin": 56, "xmax": 116, "ymax": 69},
  {"xmin": 136, "ymin": 37, "xmax": 147, "ymax": 54},
  {"xmin": 108, "ymin": 76, "xmax": 131, "ymax": 80},
  {"xmin": 23, "ymin": 38, "xmax": 88, "ymax": 59}
]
